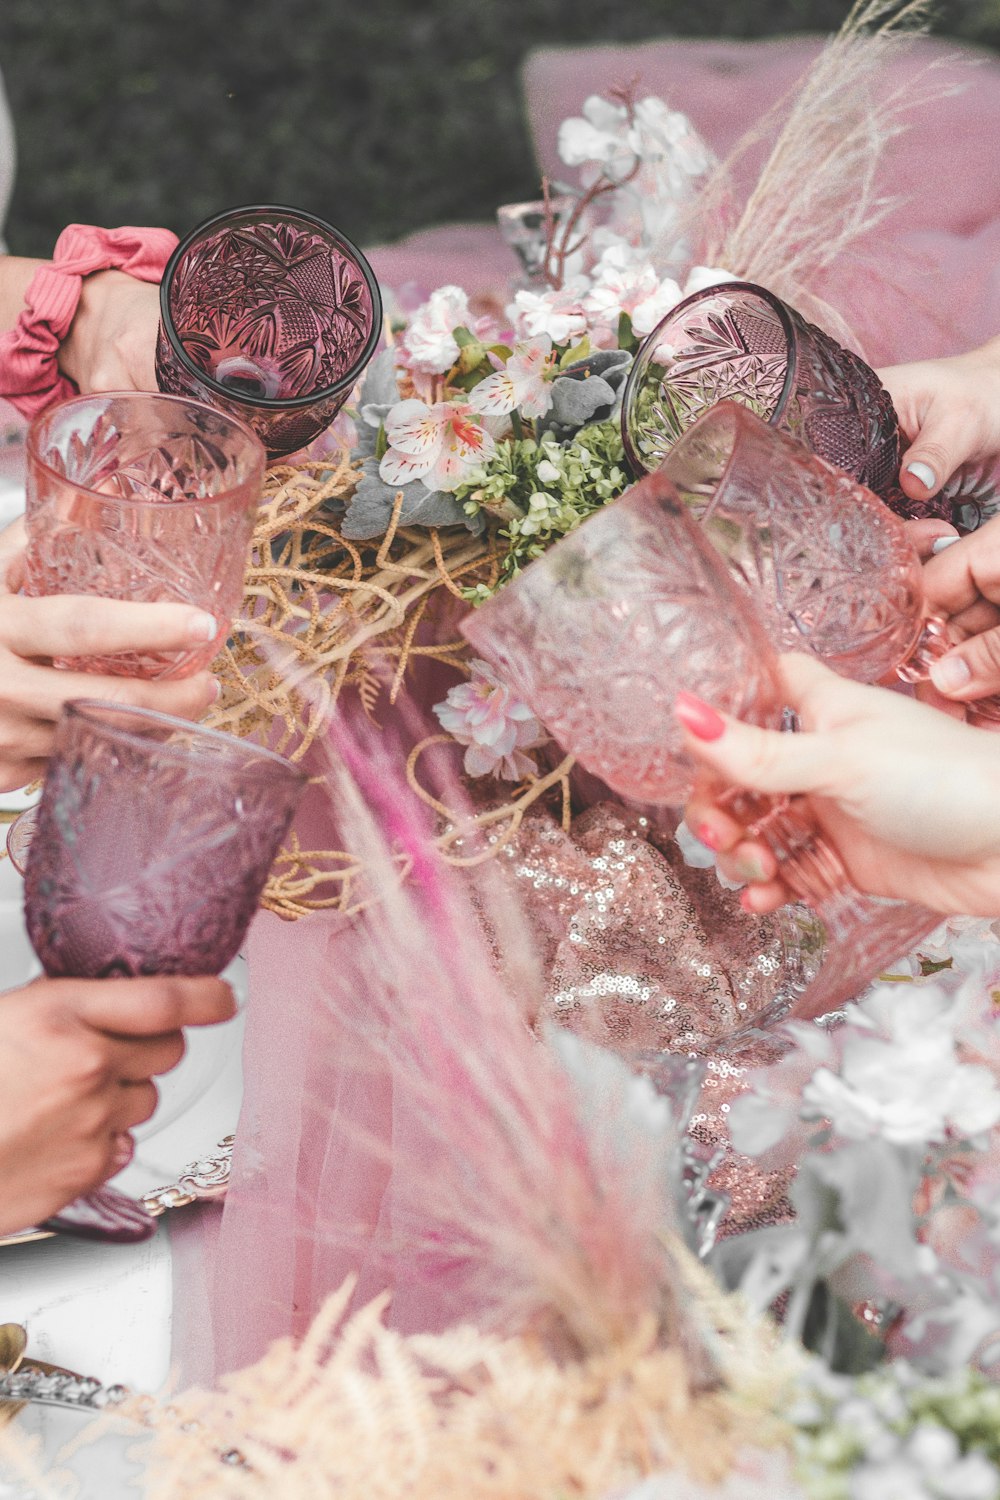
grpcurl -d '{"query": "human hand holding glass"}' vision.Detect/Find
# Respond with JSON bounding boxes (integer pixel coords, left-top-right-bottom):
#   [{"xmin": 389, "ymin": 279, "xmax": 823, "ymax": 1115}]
[
  {"xmin": 680, "ymin": 652, "xmax": 1000, "ymax": 920},
  {"xmin": 21, "ymin": 701, "xmax": 306, "ymax": 1241},
  {"xmin": 460, "ymin": 468, "xmax": 938, "ymax": 1021}
]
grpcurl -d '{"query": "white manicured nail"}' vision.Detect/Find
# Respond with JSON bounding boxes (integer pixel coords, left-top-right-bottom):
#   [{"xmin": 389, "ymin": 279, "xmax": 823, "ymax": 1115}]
[
  {"xmin": 931, "ymin": 535, "xmax": 960, "ymax": 554},
  {"xmin": 906, "ymin": 460, "xmax": 938, "ymax": 490},
  {"xmin": 930, "ymin": 656, "xmax": 972, "ymax": 693}
]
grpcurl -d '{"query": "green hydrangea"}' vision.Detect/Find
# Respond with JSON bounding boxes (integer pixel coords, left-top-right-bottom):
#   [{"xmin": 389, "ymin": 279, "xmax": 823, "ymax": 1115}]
[{"xmin": 456, "ymin": 419, "xmax": 630, "ymax": 598}]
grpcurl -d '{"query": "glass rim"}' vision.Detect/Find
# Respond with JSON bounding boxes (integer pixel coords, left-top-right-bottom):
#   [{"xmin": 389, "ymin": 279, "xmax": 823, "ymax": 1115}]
[
  {"xmin": 158, "ymin": 202, "xmax": 384, "ymax": 412},
  {"xmin": 26, "ymin": 390, "xmax": 267, "ymax": 510},
  {"xmin": 61, "ymin": 699, "xmax": 309, "ymax": 783},
  {"xmin": 620, "ymin": 278, "xmax": 797, "ymax": 475}
]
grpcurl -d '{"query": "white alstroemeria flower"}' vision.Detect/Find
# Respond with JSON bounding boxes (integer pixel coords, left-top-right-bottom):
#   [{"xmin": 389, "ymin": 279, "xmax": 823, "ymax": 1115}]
[
  {"xmin": 632, "ymin": 96, "xmax": 715, "ymax": 180},
  {"xmin": 682, "ymin": 265, "xmax": 740, "ymax": 299},
  {"xmin": 399, "ymin": 284, "xmax": 471, "ymax": 375},
  {"xmin": 379, "ymin": 398, "xmax": 495, "ymax": 493},
  {"xmin": 468, "ymin": 336, "xmax": 555, "ymax": 419},
  {"xmin": 584, "ymin": 245, "xmax": 682, "ymax": 339},
  {"xmin": 434, "ymin": 659, "xmax": 543, "ymax": 780},
  {"xmin": 508, "ymin": 277, "xmax": 591, "ymax": 344}
]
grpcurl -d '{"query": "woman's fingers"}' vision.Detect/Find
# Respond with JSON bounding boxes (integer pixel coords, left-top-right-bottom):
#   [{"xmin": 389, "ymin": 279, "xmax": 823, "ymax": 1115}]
[
  {"xmin": 7, "ymin": 657, "xmax": 218, "ymax": 723},
  {"xmin": 0, "ymin": 594, "xmax": 220, "ymax": 661},
  {"xmin": 110, "ymin": 1080, "xmax": 160, "ymax": 1132}
]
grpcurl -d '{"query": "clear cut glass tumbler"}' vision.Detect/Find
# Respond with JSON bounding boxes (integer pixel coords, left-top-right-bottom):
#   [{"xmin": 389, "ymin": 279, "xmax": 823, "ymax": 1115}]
[
  {"xmin": 23, "ymin": 701, "xmax": 307, "ymax": 1241},
  {"xmin": 461, "ymin": 468, "xmax": 938, "ymax": 1027},
  {"xmin": 619, "ymin": 279, "xmax": 940, "ymax": 520},
  {"xmin": 24, "ymin": 391, "xmax": 265, "ymax": 679},
  {"xmin": 155, "ymin": 204, "xmax": 382, "ymax": 458}
]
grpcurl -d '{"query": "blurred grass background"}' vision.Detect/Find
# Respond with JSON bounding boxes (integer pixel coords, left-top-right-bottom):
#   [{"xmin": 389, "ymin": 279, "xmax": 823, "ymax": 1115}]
[{"xmin": 1, "ymin": 0, "xmax": 997, "ymax": 258}]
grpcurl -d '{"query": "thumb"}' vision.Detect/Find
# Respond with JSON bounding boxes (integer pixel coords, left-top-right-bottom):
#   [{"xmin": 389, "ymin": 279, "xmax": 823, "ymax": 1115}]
[
  {"xmin": 898, "ymin": 410, "xmax": 970, "ymax": 501},
  {"xmin": 929, "ymin": 627, "xmax": 1000, "ymax": 702},
  {"xmin": 675, "ymin": 690, "xmax": 840, "ymax": 799}
]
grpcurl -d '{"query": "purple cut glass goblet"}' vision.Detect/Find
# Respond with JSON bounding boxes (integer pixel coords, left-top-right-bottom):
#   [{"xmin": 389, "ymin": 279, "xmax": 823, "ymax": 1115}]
[
  {"xmin": 24, "ymin": 391, "xmax": 265, "ymax": 679},
  {"xmin": 619, "ymin": 279, "xmax": 950, "ymax": 523},
  {"xmin": 660, "ymin": 402, "xmax": 1000, "ymax": 727},
  {"xmin": 461, "ymin": 468, "xmax": 937, "ymax": 1024},
  {"xmin": 156, "ymin": 204, "xmax": 382, "ymax": 458},
  {"xmin": 24, "ymin": 700, "xmax": 307, "ymax": 1241}
]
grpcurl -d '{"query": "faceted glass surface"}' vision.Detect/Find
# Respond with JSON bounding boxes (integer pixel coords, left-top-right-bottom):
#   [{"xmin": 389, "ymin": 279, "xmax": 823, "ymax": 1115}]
[
  {"xmin": 156, "ymin": 206, "xmax": 382, "ymax": 457},
  {"xmin": 24, "ymin": 702, "xmax": 306, "ymax": 979},
  {"xmin": 622, "ymin": 281, "xmax": 905, "ymax": 508},
  {"xmin": 24, "ymin": 392, "xmax": 265, "ymax": 678},
  {"xmin": 462, "ymin": 468, "xmax": 785, "ymax": 807},
  {"xmin": 661, "ymin": 401, "xmax": 927, "ymax": 683}
]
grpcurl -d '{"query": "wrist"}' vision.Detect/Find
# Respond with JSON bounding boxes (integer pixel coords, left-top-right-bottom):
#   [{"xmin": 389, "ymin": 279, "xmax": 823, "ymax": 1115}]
[{"xmin": 0, "ymin": 225, "xmax": 178, "ymax": 417}]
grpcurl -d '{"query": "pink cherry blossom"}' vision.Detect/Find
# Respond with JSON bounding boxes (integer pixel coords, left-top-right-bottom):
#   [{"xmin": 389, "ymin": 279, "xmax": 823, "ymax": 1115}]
[
  {"xmin": 468, "ymin": 336, "xmax": 555, "ymax": 419},
  {"xmin": 379, "ymin": 398, "xmax": 496, "ymax": 493},
  {"xmin": 584, "ymin": 245, "xmax": 682, "ymax": 342},
  {"xmin": 398, "ymin": 285, "xmax": 471, "ymax": 375},
  {"xmin": 434, "ymin": 659, "xmax": 544, "ymax": 780}
]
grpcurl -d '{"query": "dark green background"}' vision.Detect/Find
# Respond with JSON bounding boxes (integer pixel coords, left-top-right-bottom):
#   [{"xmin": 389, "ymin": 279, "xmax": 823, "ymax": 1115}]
[{"xmin": 1, "ymin": 0, "xmax": 997, "ymax": 258}]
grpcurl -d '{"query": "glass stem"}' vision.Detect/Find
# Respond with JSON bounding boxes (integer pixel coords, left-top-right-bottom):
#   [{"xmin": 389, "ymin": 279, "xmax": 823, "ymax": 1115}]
[{"xmin": 720, "ymin": 789, "xmax": 871, "ymax": 940}]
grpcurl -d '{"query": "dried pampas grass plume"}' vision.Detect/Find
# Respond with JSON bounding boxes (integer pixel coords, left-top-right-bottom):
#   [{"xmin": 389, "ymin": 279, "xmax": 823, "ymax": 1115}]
[{"xmin": 690, "ymin": 0, "xmax": 957, "ymax": 348}]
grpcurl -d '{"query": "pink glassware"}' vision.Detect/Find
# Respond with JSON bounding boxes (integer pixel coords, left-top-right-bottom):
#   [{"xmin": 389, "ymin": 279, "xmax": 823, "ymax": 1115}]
[
  {"xmin": 23, "ymin": 700, "xmax": 306, "ymax": 1242},
  {"xmin": 461, "ymin": 467, "xmax": 938, "ymax": 1026},
  {"xmin": 620, "ymin": 279, "xmax": 956, "ymax": 526},
  {"xmin": 660, "ymin": 402, "xmax": 1000, "ymax": 728},
  {"xmin": 156, "ymin": 204, "xmax": 382, "ymax": 458},
  {"xmin": 24, "ymin": 391, "xmax": 265, "ymax": 679}
]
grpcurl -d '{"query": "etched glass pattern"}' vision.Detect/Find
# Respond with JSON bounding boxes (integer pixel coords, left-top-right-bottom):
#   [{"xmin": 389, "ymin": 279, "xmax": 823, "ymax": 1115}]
[
  {"xmin": 24, "ymin": 393, "xmax": 265, "ymax": 678},
  {"xmin": 461, "ymin": 469, "xmax": 937, "ymax": 1020},
  {"xmin": 661, "ymin": 401, "xmax": 929, "ymax": 683},
  {"xmin": 24, "ymin": 702, "xmax": 306, "ymax": 979},
  {"xmin": 622, "ymin": 281, "xmax": 903, "ymax": 505},
  {"xmin": 463, "ymin": 470, "xmax": 785, "ymax": 807},
  {"xmin": 156, "ymin": 206, "xmax": 382, "ymax": 457}
]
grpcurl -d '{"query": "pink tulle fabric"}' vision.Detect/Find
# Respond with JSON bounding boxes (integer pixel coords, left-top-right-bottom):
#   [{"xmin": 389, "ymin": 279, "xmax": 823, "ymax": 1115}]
[{"xmin": 172, "ymin": 32, "xmax": 1000, "ymax": 1385}]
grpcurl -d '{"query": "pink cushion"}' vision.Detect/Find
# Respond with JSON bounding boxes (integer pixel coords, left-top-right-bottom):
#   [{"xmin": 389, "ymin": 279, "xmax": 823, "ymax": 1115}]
[{"xmin": 523, "ymin": 34, "xmax": 1000, "ymax": 362}]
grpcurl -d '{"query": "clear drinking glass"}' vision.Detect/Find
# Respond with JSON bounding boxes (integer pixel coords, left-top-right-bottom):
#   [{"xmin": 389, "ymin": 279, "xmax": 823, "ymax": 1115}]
[
  {"xmin": 461, "ymin": 468, "xmax": 938, "ymax": 1025},
  {"xmin": 23, "ymin": 701, "xmax": 307, "ymax": 1240},
  {"xmin": 24, "ymin": 391, "xmax": 265, "ymax": 678},
  {"xmin": 620, "ymin": 280, "xmax": 928, "ymax": 516},
  {"xmin": 155, "ymin": 204, "xmax": 382, "ymax": 458}
]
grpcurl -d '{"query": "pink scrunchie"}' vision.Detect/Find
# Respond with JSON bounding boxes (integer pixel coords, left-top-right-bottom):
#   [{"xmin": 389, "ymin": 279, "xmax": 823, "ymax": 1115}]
[{"xmin": 0, "ymin": 223, "xmax": 178, "ymax": 417}]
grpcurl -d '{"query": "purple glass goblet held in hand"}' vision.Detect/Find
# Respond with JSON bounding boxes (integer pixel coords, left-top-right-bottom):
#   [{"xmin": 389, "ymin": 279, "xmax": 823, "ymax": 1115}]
[
  {"xmin": 460, "ymin": 468, "xmax": 938, "ymax": 1023},
  {"xmin": 156, "ymin": 204, "xmax": 383, "ymax": 458},
  {"xmin": 23, "ymin": 702, "xmax": 307, "ymax": 1240},
  {"xmin": 620, "ymin": 279, "xmax": 968, "ymax": 528}
]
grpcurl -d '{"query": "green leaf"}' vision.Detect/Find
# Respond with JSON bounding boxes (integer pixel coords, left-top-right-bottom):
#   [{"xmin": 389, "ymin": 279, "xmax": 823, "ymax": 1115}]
[
  {"xmin": 374, "ymin": 423, "xmax": 388, "ymax": 461},
  {"xmin": 457, "ymin": 340, "xmax": 487, "ymax": 373},
  {"xmin": 617, "ymin": 311, "xmax": 639, "ymax": 354},
  {"xmin": 558, "ymin": 335, "xmax": 591, "ymax": 370},
  {"xmin": 452, "ymin": 324, "xmax": 477, "ymax": 347}
]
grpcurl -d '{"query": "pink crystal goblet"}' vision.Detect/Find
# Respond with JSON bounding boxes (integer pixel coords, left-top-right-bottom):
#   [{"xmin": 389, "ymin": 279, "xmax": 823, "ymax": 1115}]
[
  {"xmin": 461, "ymin": 468, "xmax": 938, "ymax": 1024},
  {"xmin": 156, "ymin": 204, "xmax": 382, "ymax": 458},
  {"xmin": 660, "ymin": 402, "xmax": 1000, "ymax": 727},
  {"xmin": 23, "ymin": 700, "xmax": 307, "ymax": 1242},
  {"xmin": 620, "ymin": 280, "xmax": 959, "ymax": 526},
  {"xmin": 24, "ymin": 391, "xmax": 265, "ymax": 679}
]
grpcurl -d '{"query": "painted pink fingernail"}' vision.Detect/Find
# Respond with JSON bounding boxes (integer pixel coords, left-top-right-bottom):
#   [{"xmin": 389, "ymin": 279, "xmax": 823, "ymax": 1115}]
[
  {"xmin": 695, "ymin": 822, "xmax": 721, "ymax": 850},
  {"xmin": 675, "ymin": 691, "xmax": 726, "ymax": 741},
  {"xmin": 739, "ymin": 889, "xmax": 756, "ymax": 913}
]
